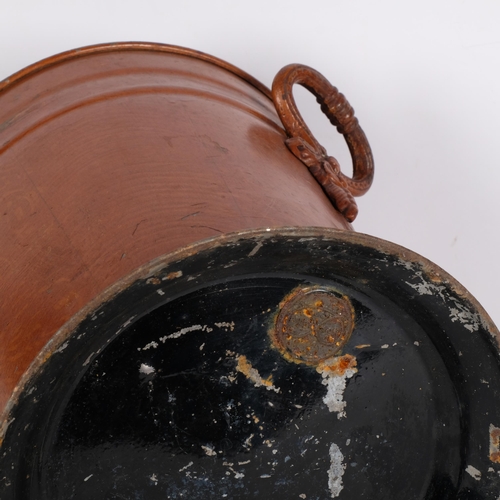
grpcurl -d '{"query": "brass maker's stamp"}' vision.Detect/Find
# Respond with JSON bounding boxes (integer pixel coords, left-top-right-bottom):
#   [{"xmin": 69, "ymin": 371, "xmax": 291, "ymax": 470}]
[{"xmin": 273, "ymin": 286, "xmax": 355, "ymax": 364}]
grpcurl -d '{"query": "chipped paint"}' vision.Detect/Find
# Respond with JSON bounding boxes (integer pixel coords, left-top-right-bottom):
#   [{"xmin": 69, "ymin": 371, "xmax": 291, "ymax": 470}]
[
  {"xmin": 490, "ymin": 424, "xmax": 500, "ymax": 463},
  {"xmin": 318, "ymin": 355, "xmax": 357, "ymax": 419},
  {"xmin": 328, "ymin": 443, "xmax": 346, "ymax": 497},
  {"xmin": 139, "ymin": 363, "xmax": 155, "ymax": 375},
  {"xmin": 243, "ymin": 433, "xmax": 254, "ymax": 449},
  {"xmin": 448, "ymin": 302, "xmax": 481, "ymax": 333},
  {"xmin": 179, "ymin": 462, "xmax": 193, "ymax": 472},
  {"xmin": 404, "ymin": 270, "xmax": 484, "ymax": 333},
  {"xmin": 138, "ymin": 341, "xmax": 158, "ymax": 351},
  {"xmin": 466, "ymin": 465, "xmax": 481, "ymax": 481},
  {"xmin": 248, "ymin": 241, "xmax": 263, "ymax": 257},
  {"xmin": 201, "ymin": 444, "xmax": 217, "ymax": 456},
  {"xmin": 0, "ymin": 417, "xmax": 14, "ymax": 447},
  {"xmin": 162, "ymin": 270, "xmax": 183, "ymax": 280},
  {"xmin": 160, "ymin": 324, "xmax": 205, "ymax": 341},
  {"xmin": 121, "ymin": 316, "xmax": 136, "ymax": 329},
  {"xmin": 405, "ymin": 272, "xmax": 446, "ymax": 299},
  {"xmin": 82, "ymin": 351, "xmax": 96, "ymax": 367},
  {"xmin": 235, "ymin": 355, "xmax": 280, "ymax": 393},
  {"xmin": 214, "ymin": 321, "xmax": 235, "ymax": 331},
  {"xmin": 223, "ymin": 462, "xmax": 245, "ymax": 479},
  {"xmin": 54, "ymin": 341, "xmax": 69, "ymax": 354}
]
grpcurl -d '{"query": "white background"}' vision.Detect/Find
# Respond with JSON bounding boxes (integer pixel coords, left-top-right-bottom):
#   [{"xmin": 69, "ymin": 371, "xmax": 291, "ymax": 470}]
[{"xmin": 1, "ymin": 0, "xmax": 499, "ymax": 327}]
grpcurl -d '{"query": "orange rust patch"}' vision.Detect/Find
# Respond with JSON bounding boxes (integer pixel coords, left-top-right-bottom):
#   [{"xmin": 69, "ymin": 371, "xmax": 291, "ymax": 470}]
[
  {"xmin": 317, "ymin": 354, "xmax": 357, "ymax": 376},
  {"xmin": 165, "ymin": 271, "xmax": 183, "ymax": 280},
  {"xmin": 236, "ymin": 355, "xmax": 275, "ymax": 389},
  {"xmin": 271, "ymin": 285, "xmax": 355, "ymax": 365},
  {"xmin": 426, "ymin": 269, "xmax": 443, "ymax": 284},
  {"xmin": 490, "ymin": 424, "xmax": 500, "ymax": 463}
]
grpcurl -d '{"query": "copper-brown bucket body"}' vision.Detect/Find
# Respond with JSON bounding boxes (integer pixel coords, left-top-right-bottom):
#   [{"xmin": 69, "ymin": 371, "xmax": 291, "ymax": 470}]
[
  {"xmin": 0, "ymin": 43, "xmax": 365, "ymax": 412},
  {"xmin": 2, "ymin": 43, "xmax": 498, "ymax": 500}
]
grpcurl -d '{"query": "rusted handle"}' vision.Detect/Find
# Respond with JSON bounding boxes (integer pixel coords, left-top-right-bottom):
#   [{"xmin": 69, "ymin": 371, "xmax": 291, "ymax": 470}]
[{"xmin": 272, "ymin": 64, "xmax": 374, "ymax": 222}]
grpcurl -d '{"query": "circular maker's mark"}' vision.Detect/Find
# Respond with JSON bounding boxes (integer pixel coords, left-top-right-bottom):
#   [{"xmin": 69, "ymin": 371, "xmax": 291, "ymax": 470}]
[{"xmin": 273, "ymin": 286, "xmax": 355, "ymax": 364}]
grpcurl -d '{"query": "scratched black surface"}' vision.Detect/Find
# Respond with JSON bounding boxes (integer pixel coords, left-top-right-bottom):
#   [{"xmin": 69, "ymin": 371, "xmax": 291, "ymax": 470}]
[{"xmin": 1, "ymin": 231, "xmax": 499, "ymax": 499}]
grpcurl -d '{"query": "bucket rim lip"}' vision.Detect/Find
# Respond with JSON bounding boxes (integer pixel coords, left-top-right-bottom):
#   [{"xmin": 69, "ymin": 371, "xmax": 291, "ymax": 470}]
[
  {"xmin": 1, "ymin": 225, "xmax": 498, "ymax": 438},
  {"xmin": 0, "ymin": 41, "xmax": 272, "ymax": 99}
]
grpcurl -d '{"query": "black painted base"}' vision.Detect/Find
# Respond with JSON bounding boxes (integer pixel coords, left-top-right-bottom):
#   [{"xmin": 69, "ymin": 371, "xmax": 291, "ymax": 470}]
[{"xmin": 1, "ymin": 228, "xmax": 499, "ymax": 499}]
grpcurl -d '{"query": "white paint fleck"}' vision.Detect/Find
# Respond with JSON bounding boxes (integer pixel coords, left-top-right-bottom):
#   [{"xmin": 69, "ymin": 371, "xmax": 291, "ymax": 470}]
[
  {"xmin": 156, "ymin": 289, "xmax": 165, "ymax": 296},
  {"xmin": 381, "ymin": 344, "xmax": 389, "ymax": 349},
  {"xmin": 121, "ymin": 316, "xmax": 136, "ymax": 329},
  {"xmin": 201, "ymin": 444, "xmax": 217, "ymax": 456},
  {"xmin": 328, "ymin": 443, "xmax": 346, "ymax": 497},
  {"xmin": 238, "ymin": 460, "xmax": 250, "ymax": 465},
  {"xmin": 248, "ymin": 241, "xmax": 263, "ymax": 257},
  {"xmin": 466, "ymin": 465, "xmax": 481, "ymax": 481},
  {"xmin": 179, "ymin": 462, "xmax": 193, "ymax": 472},
  {"xmin": 160, "ymin": 324, "xmax": 204, "ymax": 341},
  {"xmin": 223, "ymin": 462, "xmax": 245, "ymax": 479},
  {"xmin": 139, "ymin": 363, "xmax": 155, "ymax": 375},
  {"xmin": 84, "ymin": 474, "xmax": 93, "ymax": 482},
  {"xmin": 414, "ymin": 341, "xmax": 420, "ymax": 346},
  {"xmin": 449, "ymin": 303, "xmax": 481, "ymax": 332},
  {"xmin": 405, "ymin": 271, "xmax": 447, "ymax": 299},
  {"xmin": 320, "ymin": 362, "xmax": 357, "ymax": 419},
  {"xmin": 200, "ymin": 343, "xmax": 205, "ymax": 351},
  {"xmin": 140, "ymin": 341, "xmax": 158, "ymax": 351},
  {"xmin": 260, "ymin": 474, "xmax": 271, "ymax": 478},
  {"xmin": 54, "ymin": 341, "xmax": 69, "ymax": 354},
  {"xmin": 214, "ymin": 321, "xmax": 235, "ymax": 331},
  {"xmin": 82, "ymin": 352, "xmax": 95, "ymax": 366},
  {"xmin": 346, "ymin": 439, "xmax": 351, "ymax": 446},
  {"xmin": 150, "ymin": 473, "xmax": 158, "ymax": 485},
  {"xmin": 243, "ymin": 433, "xmax": 254, "ymax": 449},
  {"xmin": 299, "ymin": 495, "xmax": 306, "ymax": 499}
]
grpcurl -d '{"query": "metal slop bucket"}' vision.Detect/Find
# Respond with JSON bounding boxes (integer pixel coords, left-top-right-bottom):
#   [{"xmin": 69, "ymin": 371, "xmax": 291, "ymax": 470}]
[{"xmin": 0, "ymin": 43, "xmax": 498, "ymax": 499}]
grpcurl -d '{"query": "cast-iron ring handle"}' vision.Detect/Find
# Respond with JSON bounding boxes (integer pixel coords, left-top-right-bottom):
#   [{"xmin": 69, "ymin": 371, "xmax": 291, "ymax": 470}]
[{"xmin": 272, "ymin": 64, "xmax": 374, "ymax": 222}]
